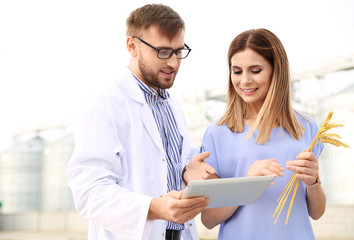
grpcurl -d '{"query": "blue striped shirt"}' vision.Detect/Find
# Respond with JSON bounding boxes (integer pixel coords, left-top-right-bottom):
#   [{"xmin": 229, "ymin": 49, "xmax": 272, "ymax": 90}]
[{"xmin": 133, "ymin": 73, "xmax": 184, "ymax": 230}]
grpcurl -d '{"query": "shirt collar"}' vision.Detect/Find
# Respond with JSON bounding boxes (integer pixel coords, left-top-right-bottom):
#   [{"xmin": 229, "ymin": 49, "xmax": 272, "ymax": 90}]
[{"xmin": 131, "ymin": 72, "xmax": 169, "ymax": 100}]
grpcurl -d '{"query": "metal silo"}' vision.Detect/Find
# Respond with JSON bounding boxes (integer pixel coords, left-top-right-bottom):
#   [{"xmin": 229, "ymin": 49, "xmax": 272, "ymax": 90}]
[
  {"xmin": 41, "ymin": 134, "xmax": 75, "ymax": 211},
  {"xmin": 0, "ymin": 136, "xmax": 45, "ymax": 213}
]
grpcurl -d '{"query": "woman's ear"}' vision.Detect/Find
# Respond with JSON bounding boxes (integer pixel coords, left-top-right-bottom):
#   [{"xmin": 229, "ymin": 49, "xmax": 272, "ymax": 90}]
[{"xmin": 126, "ymin": 37, "xmax": 137, "ymax": 57}]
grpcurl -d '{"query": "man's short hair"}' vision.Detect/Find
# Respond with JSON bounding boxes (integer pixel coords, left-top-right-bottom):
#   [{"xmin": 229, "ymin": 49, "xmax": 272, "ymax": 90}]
[{"xmin": 126, "ymin": 4, "xmax": 185, "ymax": 40}]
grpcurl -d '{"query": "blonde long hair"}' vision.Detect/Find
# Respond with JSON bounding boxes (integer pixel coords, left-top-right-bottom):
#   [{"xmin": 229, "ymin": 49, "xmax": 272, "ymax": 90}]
[{"xmin": 217, "ymin": 28, "xmax": 304, "ymax": 144}]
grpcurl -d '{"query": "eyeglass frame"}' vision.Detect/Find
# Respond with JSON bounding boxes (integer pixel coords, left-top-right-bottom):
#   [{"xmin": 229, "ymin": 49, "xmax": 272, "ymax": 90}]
[{"xmin": 132, "ymin": 36, "xmax": 191, "ymax": 59}]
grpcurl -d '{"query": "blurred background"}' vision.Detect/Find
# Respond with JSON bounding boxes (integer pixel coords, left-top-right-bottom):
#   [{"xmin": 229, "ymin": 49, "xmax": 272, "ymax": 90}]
[{"xmin": 0, "ymin": 0, "xmax": 353, "ymax": 239}]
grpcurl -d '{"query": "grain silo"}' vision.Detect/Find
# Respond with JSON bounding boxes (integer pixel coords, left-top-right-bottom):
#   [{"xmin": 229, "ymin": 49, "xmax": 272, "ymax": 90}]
[
  {"xmin": 41, "ymin": 134, "xmax": 75, "ymax": 211},
  {"xmin": 0, "ymin": 136, "xmax": 45, "ymax": 213}
]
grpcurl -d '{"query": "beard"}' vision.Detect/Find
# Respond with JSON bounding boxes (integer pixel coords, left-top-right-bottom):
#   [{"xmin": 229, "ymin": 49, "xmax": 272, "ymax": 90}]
[{"xmin": 138, "ymin": 56, "xmax": 176, "ymax": 90}]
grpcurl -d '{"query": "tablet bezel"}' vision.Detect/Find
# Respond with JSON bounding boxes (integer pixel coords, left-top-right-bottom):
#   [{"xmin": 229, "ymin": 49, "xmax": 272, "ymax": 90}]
[{"xmin": 181, "ymin": 175, "xmax": 276, "ymax": 208}]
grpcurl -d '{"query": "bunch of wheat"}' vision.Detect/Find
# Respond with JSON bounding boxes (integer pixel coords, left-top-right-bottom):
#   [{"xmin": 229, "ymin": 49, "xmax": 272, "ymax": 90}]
[{"xmin": 273, "ymin": 111, "xmax": 349, "ymax": 225}]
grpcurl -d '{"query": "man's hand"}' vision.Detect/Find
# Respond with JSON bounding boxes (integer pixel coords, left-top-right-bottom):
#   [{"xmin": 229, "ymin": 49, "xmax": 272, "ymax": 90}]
[
  {"xmin": 148, "ymin": 191, "xmax": 209, "ymax": 223},
  {"xmin": 183, "ymin": 151, "xmax": 218, "ymax": 184}
]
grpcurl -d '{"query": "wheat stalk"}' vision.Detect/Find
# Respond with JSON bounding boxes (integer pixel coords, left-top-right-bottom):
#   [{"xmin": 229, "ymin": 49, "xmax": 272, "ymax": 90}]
[{"xmin": 273, "ymin": 111, "xmax": 349, "ymax": 225}]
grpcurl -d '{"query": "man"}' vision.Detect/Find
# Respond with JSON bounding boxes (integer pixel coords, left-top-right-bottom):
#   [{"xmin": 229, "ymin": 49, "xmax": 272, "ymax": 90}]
[{"xmin": 67, "ymin": 4, "xmax": 215, "ymax": 240}]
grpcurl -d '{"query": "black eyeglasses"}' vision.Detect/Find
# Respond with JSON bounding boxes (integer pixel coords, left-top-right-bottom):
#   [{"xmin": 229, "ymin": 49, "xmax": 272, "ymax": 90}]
[{"xmin": 133, "ymin": 36, "xmax": 191, "ymax": 59}]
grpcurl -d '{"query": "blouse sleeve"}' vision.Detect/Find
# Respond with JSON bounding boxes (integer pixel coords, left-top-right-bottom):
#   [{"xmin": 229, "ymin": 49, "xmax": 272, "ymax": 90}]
[
  {"xmin": 310, "ymin": 120, "xmax": 324, "ymax": 159},
  {"xmin": 200, "ymin": 125, "xmax": 220, "ymax": 176}
]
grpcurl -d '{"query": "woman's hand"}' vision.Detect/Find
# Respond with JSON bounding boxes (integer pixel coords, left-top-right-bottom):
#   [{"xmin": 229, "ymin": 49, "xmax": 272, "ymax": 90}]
[
  {"xmin": 246, "ymin": 158, "xmax": 284, "ymax": 177},
  {"xmin": 246, "ymin": 159, "xmax": 284, "ymax": 185},
  {"xmin": 287, "ymin": 150, "xmax": 326, "ymax": 220},
  {"xmin": 286, "ymin": 150, "xmax": 318, "ymax": 186}
]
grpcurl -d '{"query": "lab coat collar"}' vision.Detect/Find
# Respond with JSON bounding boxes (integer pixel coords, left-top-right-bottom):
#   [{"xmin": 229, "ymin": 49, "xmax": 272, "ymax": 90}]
[
  {"xmin": 119, "ymin": 67, "xmax": 188, "ymax": 154},
  {"xmin": 120, "ymin": 67, "xmax": 165, "ymax": 153},
  {"xmin": 120, "ymin": 67, "xmax": 146, "ymax": 104}
]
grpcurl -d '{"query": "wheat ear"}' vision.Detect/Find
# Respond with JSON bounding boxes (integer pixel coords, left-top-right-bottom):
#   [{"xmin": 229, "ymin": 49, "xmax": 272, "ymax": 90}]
[{"xmin": 273, "ymin": 111, "xmax": 349, "ymax": 225}]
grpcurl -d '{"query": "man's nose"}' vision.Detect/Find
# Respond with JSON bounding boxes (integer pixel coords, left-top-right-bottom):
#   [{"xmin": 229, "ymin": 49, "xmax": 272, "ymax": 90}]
[{"xmin": 166, "ymin": 53, "xmax": 180, "ymax": 68}]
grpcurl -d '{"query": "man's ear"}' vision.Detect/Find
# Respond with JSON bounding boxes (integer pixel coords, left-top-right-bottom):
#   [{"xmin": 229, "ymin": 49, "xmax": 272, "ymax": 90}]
[{"xmin": 126, "ymin": 37, "xmax": 138, "ymax": 57}]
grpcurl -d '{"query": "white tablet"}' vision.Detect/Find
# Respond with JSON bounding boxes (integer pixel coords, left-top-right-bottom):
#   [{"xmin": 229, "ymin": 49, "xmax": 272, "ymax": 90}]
[{"xmin": 182, "ymin": 175, "xmax": 276, "ymax": 208}]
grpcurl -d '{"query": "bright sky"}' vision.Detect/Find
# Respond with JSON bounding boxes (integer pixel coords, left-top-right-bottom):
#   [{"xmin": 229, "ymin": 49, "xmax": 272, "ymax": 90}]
[{"xmin": 1, "ymin": 0, "xmax": 354, "ymax": 150}]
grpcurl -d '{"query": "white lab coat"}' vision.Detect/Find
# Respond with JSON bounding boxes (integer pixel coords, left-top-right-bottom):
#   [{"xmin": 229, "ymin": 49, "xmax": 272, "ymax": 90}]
[{"xmin": 67, "ymin": 67, "xmax": 199, "ymax": 240}]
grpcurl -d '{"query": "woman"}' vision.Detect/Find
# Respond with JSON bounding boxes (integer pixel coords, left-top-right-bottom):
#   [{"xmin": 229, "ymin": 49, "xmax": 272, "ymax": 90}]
[{"xmin": 199, "ymin": 29, "xmax": 326, "ymax": 239}]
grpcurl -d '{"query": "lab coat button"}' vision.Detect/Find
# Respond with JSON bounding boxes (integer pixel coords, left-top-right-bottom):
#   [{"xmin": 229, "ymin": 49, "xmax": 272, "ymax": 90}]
[
  {"xmin": 189, "ymin": 223, "xmax": 193, "ymax": 226},
  {"xmin": 162, "ymin": 158, "xmax": 165, "ymax": 162}
]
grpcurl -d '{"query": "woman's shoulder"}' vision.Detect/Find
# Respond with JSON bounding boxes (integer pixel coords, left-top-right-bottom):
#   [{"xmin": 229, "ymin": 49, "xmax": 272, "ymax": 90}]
[
  {"xmin": 295, "ymin": 111, "xmax": 316, "ymax": 126},
  {"xmin": 294, "ymin": 110, "xmax": 321, "ymax": 136},
  {"xmin": 205, "ymin": 118, "xmax": 232, "ymax": 134},
  {"xmin": 203, "ymin": 118, "xmax": 245, "ymax": 145}
]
